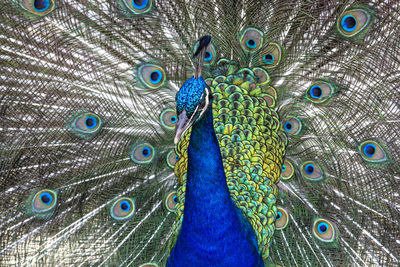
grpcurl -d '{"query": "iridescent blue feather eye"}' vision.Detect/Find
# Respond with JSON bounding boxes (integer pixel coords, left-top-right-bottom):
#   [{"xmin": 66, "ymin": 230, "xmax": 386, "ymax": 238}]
[
  {"xmin": 240, "ymin": 27, "xmax": 264, "ymax": 52},
  {"xmin": 165, "ymin": 191, "xmax": 178, "ymax": 212},
  {"xmin": 85, "ymin": 116, "xmax": 97, "ymax": 129},
  {"xmin": 167, "ymin": 150, "xmax": 177, "ymax": 168},
  {"xmin": 204, "ymin": 52, "xmax": 212, "ymax": 62},
  {"xmin": 280, "ymin": 159, "xmax": 294, "ymax": 180},
  {"xmin": 284, "ymin": 122, "xmax": 292, "ymax": 132},
  {"xmin": 67, "ymin": 111, "xmax": 103, "ymax": 140},
  {"xmin": 19, "ymin": 0, "xmax": 55, "ymax": 16},
  {"xmin": 275, "ymin": 207, "xmax": 289, "ymax": 230},
  {"xmin": 150, "ymin": 70, "xmax": 162, "ymax": 84},
  {"xmin": 120, "ymin": 0, "xmax": 152, "ymax": 14},
  {"xmin": 310, "ymin": 85, "xmax": 322, "ymax": 98},
  {"xmin": 313, "ymin": 218, "xmax": 337, "ymax": 242},
  {"xmin": 259, "ymin": 42, "xmax": 282, "ymax": 68},
  {"xmin": 251, "ymin": 67, "xmax": 270, "ymax": 85},
  {"xmin": 160, "ymin": 108, "xmax": 177, "ymax": 130},
  {"xmin": 282, "ymin": 117, "xmax": 302, "ymax": 136},
  {"xmin": 130, "ymin": 143, "xmax": 155, "ymax": 164},
  {"xmin": 26, "ymin": 189, "xmax": 57, "ymax": 219},
  {"xmin": 341, "ymin": 15, "xmax": 357, "ymax": 32},
  {"xmin": 306, "ymin": 80, "xmax": 337, "ymax": 104},
  {"xmin": 358, "ymin": 140, "xmax": 389, "ymax": 164},
  {"xmin": 305, "ymin": 164, "xmax": 314, "ymax": 175},
  {"xmin": 110, "ymin": 197, "xmax": 135, "ymax": 220},
  {"xmin": 32, "ymin": 190, "xmax": 57, "ymax": 213},
  {"xmin": 137, "ymin": 64, "xmax": 166, "ymax": 89},
  {"xmin": 363, "ymin": 144, "xmax": 375, "ymax": 157},
  {"xmin": 318, "ymin": 222, "xmax": 329, "ymax": 233},
  {"xmin": 133, "ymin": 0, "xmax": 149, "ymax": 9},
  {"xmin": 301, "ymin": 161, "xmax": 323, "ymax": 181},
  {"xmin": 337, "ymin": 7, "xmax": 373, "ymax": 38},
  {"xmin": 246, "ymin": 39, "xmax": 257, "ymax": 49},
  {"xmin": 263, "ymin": 54, "xmax": 274, "ymax": 64},
  {"xmin": 34, "ymin": 0, "xmax": 50, "ymax": 11},
  {"xmin": 142, "ymin": 147, "xmax": 151, "ymax": 157},
  {"xmin": 193, "ymin": 41, "xmax": 216, "ymax": 65}
]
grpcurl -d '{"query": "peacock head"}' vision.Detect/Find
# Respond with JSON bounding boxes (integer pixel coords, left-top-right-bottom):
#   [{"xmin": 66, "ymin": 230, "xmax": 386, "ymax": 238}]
[{"xmin": 174, "ymin": 35, "xmax": 213, "ymax": 144}]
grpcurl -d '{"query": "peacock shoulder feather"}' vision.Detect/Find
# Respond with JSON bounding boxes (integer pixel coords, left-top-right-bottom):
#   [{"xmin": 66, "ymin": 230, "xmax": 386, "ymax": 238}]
[{"xmin": 0, "ymin": 0, "xmax": 399, "ymax": 266}]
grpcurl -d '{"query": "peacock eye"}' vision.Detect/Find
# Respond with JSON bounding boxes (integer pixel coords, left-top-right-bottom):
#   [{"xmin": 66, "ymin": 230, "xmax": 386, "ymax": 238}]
[
  {"xmin": 306, "ymin": 80, "xmax": 336, "ymax": 104},
  {"xmin": 150, "ymin": 70, "xmax": 162, "ymax": 84},
  {"xmin": 342, "ymin": 15, "xmax": 357, "ymax": 32},
  {"xmin": 130, "ymin": 143, "xmax": 155, "ymax": 164},
  {"xmin": 110, "ymin": 197, "xmax": 135, "ymax": 220},
  {"xmin": 32, "ymin": 189, "xmax": 57, "ymax": 213},
  {"xmin": 142, "ymin": 147, "xmax": 151, "ymax": 157},
  {"xmin": 67, "ymin": 111, "xmax": 103, "ymax": 139},
  {"xmin": 313, "ymin": 218, "xmax": 337, "ymax": 242},
  {"xmin": 246, "ymin": 39, "xmax": 257, "ymax": 49},
  {"xmin": 337, "ymin": 8, "xmax": 372, "ymax": 37},
  {"xmin": 121, "ymin": 0, "xmax": 152, "ymax": 14},
  {"xmin": 259, "ymin": 42, "xmax": 283, "ymax": 68},
  {"xmin": 276, "ymin": 211, "xmax": 281, "ymax": 220},
  {"xmin": 252, "ymin": 67, "xmax": 270, "ymax": 85},
  {"xmin": 282, "ymin": 117, "xmax": 302, "ymax": 135},
  {"xmin": 193, "ymin": 41, "xmax": 216, "ymax": 65},
  {"xmin": 160, "ymin": 108, "xmax": 177, "ymax": 130},
  {"xmin": 240, "ymin": 27, "xmax": 264, "ymax": 52},
  {"xmin": 284, "ymin": 121, "xmax": 292, "ymax": 132},
  {"xmin": 167, "ymin": 150, "xmax": 177, "ymax": 168},
  {"xmin": 310, "ymin": 85, "xmax": 322, "ymax": 98},
  {"xmin": 280, "ymin": 160, "xmax": 294, "ymax": 180},
  {"xmin": 165, "ymin": 191, "xmax": 178, "ymax": 212},
  {"xmin": 263, "ymin": 54, "xmax": 274, "ymax": 64},
  {"xmin": 85, "ymin": 116, "xmax": 97, "ymax": 129},
  {"xmin": 137, "ymin": 64, "xmax": 166, "ymax": 89},
  {"xmin": 301, "ymin": 161, "xmax": 323, "ymax": 181},
  {"xmin": 19, "ymin": 0, "xmax": 55, "ymax": 16},
  {"xmin": 275, "ymin": 207, "xmax": 289, "ymax": 230},
  {"xmin": 358, "ymin": 140, "xmax": 388, "ymax": 164},
  {"xmin": 204, "ymin": 52, "xmax": 212, "ymax": 61}
]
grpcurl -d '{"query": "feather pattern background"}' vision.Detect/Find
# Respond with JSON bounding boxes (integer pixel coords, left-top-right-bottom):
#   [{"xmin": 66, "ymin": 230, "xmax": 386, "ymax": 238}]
[{"xmin": 0, "ymin": 0, "xmax": 399, "ymax": 266}]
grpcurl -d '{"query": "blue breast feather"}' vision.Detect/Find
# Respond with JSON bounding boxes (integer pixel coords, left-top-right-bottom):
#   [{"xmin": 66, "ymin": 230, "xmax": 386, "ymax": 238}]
[{"xmin": 167, "ymin": 102, "xmax": 264, "ymax": 266}]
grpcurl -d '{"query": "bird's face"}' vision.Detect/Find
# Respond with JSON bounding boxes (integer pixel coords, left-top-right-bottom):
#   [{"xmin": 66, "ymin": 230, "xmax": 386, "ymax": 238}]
[{"xmin": 174, "ymin": 76, "xmax": 212, "ymax": 144}]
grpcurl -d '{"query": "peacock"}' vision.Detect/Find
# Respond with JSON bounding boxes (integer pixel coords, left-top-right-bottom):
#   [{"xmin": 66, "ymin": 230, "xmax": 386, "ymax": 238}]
[{"xmin": 0, "ymin": 0, "xmax": 399, "ymax": 266}]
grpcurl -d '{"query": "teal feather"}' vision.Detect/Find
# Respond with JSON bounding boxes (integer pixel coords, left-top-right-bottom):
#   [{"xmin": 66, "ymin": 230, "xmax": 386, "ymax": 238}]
[{"xmin": 0, "ymin": 0, "xmax": 399, "ymax": 266}]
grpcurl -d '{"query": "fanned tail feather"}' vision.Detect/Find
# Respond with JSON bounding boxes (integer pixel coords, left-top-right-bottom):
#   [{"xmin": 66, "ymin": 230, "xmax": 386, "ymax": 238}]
[{"xmin": 0, "ymin": 0, "xmax": 399, "ymax": 266}]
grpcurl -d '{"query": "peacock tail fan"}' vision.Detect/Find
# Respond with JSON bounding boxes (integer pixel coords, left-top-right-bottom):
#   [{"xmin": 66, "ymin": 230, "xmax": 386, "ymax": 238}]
[{"xmin": 0, "ymin": 0, "xmax": 399, "ymax": 266}]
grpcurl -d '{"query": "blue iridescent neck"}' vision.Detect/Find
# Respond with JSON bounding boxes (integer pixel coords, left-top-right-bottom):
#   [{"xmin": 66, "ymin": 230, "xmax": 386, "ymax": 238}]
[{"xmin": 167, "ymin": 106, "xmax": 264, "ymax": 266}]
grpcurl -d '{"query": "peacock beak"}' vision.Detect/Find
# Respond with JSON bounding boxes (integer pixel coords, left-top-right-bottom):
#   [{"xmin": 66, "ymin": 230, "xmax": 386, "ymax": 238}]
[{"xmin": 174, "ymin": 109, "xmax": 193, "ymax": 144}]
